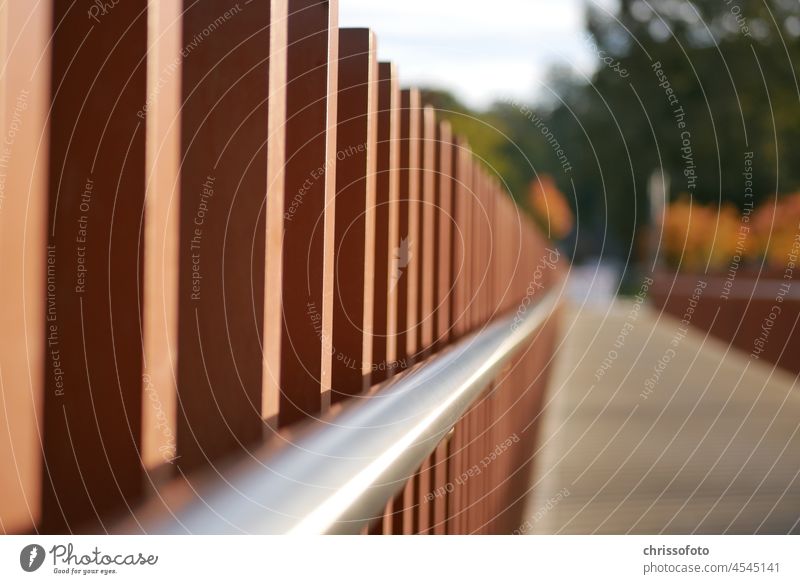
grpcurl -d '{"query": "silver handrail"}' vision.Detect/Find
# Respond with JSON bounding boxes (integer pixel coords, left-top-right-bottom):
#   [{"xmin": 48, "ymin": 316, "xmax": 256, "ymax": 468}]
[{"xmin": 118, "ymin": 290, "xmax": 559, "ymax": 534}]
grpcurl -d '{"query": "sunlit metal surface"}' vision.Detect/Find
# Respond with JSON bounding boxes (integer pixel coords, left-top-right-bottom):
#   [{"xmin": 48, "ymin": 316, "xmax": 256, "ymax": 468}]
[{"xmin": 119, "ymin": 291, "xmax": 559, "ymax": 534}]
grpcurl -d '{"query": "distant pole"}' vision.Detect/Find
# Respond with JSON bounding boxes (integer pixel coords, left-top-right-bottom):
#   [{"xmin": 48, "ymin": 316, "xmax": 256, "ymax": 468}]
[{"xmin": 645, "ymin": 168, "xmax": 669, "ymax": 269}]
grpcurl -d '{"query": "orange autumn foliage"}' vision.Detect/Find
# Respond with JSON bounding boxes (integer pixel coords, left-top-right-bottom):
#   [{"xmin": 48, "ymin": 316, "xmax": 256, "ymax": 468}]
[
  {"xmin": 528, "ymin": 174, "xmax": 573, "ymax": 240},
  {"xmin": 661, "ymin": 193, "xmax": 800, "ymax": 272}
]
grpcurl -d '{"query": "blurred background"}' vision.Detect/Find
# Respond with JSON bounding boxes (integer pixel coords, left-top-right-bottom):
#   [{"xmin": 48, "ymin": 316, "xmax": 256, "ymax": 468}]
[
  {"xmin": 342, "ymin": 0, "xmax": 800, "ymax": 533},
  {"xmin": 344, "ymin": 0, "xmax": 800, "ymax": 279}
]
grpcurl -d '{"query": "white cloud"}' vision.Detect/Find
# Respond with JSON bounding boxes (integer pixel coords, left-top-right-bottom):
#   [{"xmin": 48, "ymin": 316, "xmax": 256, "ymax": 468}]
[{"xmin": 340, "ymin": 0, "xmax": 619, "ymax": 108}]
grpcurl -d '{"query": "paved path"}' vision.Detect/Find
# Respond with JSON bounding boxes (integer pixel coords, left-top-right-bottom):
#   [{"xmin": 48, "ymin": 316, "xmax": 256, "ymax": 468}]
[{"xmin": 524, "ymin": 300, "xmax": 800, "ymax": 534}]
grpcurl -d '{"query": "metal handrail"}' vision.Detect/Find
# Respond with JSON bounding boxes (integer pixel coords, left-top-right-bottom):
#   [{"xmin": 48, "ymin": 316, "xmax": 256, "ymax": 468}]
[{"xmin": 118, "ymin": 290, "xmax": 559, "ymax": 534}]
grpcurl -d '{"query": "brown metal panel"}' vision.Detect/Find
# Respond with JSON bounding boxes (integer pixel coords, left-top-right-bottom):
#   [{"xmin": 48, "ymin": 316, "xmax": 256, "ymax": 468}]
[
  {"xmin": 270, "ymin": 0, "xmax": 339, "ymax": 426},
  {"xmin": 391, "ymin": 490, "xmax": 405, "ymax": 534},
  {"xmin": 417, "ymin": 455, "xmax": 432, "ymax": 534},
  {"xmin": 477, "ymin": 399, "xmax": 486, "ymax": 534},
  {"xmin": 462, "ymin": 151, "xmax": 475, "ymax": 334},
  {"xmin": 503, "ymin": 194, "xmax": 518, "ymax": 313},
  {"xmin": 478, "ymin": 399, "xmax": 486, "ymax": 534},
  {"xmin": 331, "ymin": 28, "xmax": 377, "ymax": 400},
  {"xmin": 372, "ymin": 62, "xmax": 399, "ymax": 385},
  {"xmin": 448, "ymin": 421, "xmax": 460, "ymax": 534},
  {"xmin": 396, "ymin": 89, "xmax": 421, "ymax": 534},
  {"xmin": 501, "ymin": 187, "xmax": 514, "ymax": 307},
  {"xmin": 496, "ymin": 193, "xmax": 507, "ymax": 314},
  {"xmin": 471, "ymin": 167, "xmax": 481, "ymax": 330},
  {"xmin": 0, "ymin": 0, "xmax": 50, "ymax": 533},
  {"xmin": 489, "ymin": 181, "xmax": 503, "ymax": 320},
  {"xmin": 411, "ymin": 105, "xmax": 437, "ymax": 531},
  {"xmin": 432, "ymin": 440, "xmax": 448, "ymax": 534},
  {"xmin": 42, "ymin": 0, "xmax": 148, "ymax": 531},
  {"xmin": 471, "ymin": 165, "xmax": 486, "ymax": 329},
  {"xmin": 403, "ymin": 469, "xmax": 419, "ymax": 534},
  {"xmin": 434, "ymin": 122, "xmax": 453, "ymax": 349},
  {"xmin": 444, "ymin": 432, "xmax": 456, "ymax": 534},
  {"xmin": 485, "ymin": 180, "xmax": 495, "ymax": 320},
  {"xmin": 487, "ymin": 386, "xmax": 497, "ymax": 532},
  {"xmin": 398, "ymin": 89, "xmax": 420, "ymax": 363},
  {"xmin": 484, "ymin": 179, "xmax": 495, "ymax": 322},
  {"xmin": 482, "ymin": 393, "xmax": 491, "ymax": 533},
  {"xmin": 468, "ymin": 165, "xmax": 477, "ymax": 331},
  {"xmin": 141, "ymin": 0, "xmax": 182, "ymax": 473},
  {"xmin": 475, "ymin": 167, "xmax": 489, "ymax": 326},
  {"xmin": 262, "ymin": 0, "xmax": 289, "ymax": 425},
  {"xmin": 465, "ymin": 404, "xmax": 476, "ymax": 533},
  {"xmin": 449, "ymin": 138, "xmax": 470, "ymax": 340},
  {"xmin": 378, "ymin": 498, "xmax": 393, "ymax": 534},
  {"xmin": 175, "ymin": 0, "xmax": 271, "ymax": 469},
  {"xmin": 417, "ymin": 106, "xmax": 436, "ymax": 357},
  {"xmin": 476, "ymin": 399, "xmax": 485, "ymax": 534},
  {"xmin": 428, "ymin": 122, "xmax": 453, "ymax": 535},
  {"xmin": 486, "ymin": 178, "xmax": 495, "ymax": 321}
]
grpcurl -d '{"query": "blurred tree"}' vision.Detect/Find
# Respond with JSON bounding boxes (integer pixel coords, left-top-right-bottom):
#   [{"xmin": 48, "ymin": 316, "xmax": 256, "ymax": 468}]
[
  {"xmin": 569, "ymin": 0, "xmax": 800, "ymax": 262},
  {"xmin": 425, "ymin": 0, "xmax": 800, "ymax": 267}
]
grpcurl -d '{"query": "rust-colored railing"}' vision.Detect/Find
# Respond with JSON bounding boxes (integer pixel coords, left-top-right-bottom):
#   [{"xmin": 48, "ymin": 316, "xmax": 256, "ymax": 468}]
[{"xmin": 0, "ymin": 0, "xmax": 561, "ymax": 535}]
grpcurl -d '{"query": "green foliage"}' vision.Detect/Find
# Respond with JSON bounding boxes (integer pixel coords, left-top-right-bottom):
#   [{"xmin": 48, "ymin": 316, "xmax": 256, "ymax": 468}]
[{"xmin": 424, "ymin": 0, "xmax": 800, "ymax": 260}]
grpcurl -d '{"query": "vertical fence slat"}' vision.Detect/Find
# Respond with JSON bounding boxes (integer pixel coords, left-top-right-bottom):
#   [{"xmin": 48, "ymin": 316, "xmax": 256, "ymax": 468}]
[
  {"xmin": 373, "ymin": 62, "xmax": 400, "ymax": 386},
  {"xmin": 175, "ymin": 0, "xmax": 271, "ymax": 469},
  {"xmin": 270, "ymin": 0, "xmax": 339, "ymax": 426},
  {"xmin": 396, "ymin": 89, "xmax": 419, "ymax": 365},
  {"xmin": 480, "ymin": 170, "xmax": 492, "ymax": 324},
  {"xmin": 429, "ymin": 121, "xmax": 453, "ymax": 534},
  {"xmin": 141, "ymin": 0, "xmax": 182, "ymax": 474},
  {"xmin": 450, "ymin": 139, "xmax": 470, "ymax": 340},
  {"xmin": 464, "ymin": 148, "xmax": 475, "ymax": 334},
  {"xmin": 447, "ymin": 137, "xmax": 468, "ymax": 534},
  {"xmin": 472, "ymin": 167, "xmax": 481, "ymax": 331},
  {"xmin": 0, "ymin": 0, "xmax": 50, "ymax": 534},
  {"xmin": 479, "ymin": 173, "xmax": 491, "ymax": 531},
  {"xmin": 475, "ymin": 167, "xmax": 488, "ymax": 325},
  {"xmin": 434, "ymin": 121, "xmax": 453, "ymax": 350},
  {"xmin": 262, "ymin": 0, "xmax": 289, "ymax": 425},
  {"xmin": 397, "ymin": 89, "xmax": 420, "ymax": 533},
  {"xmin": 467, "ymin": 403, "xmax": 477, "ymax": 533},
  {"xmin": 331, "ymin": 28, "xmax": 377, "ymax": 400},
  {"xmin": 415, "ymin": 104, "xmax": 438, "ymax": 533},
  {"xmin": 418, "ymin": 106, "xmax": 436, "ymax": 357},
  {"xmin": 490, "ymin": 181, "xmax": 504, "ymax": 320},
  {"xmin": 432, "ymin": 440, "xmax": 448, "ymax": 534},
  {"xmin": 42, "ymin": 0, "xmax": 148, "ymax": 531},
  {"xmin": 448, "ymin": 421, "xmax": 462, "ymax": 534}
]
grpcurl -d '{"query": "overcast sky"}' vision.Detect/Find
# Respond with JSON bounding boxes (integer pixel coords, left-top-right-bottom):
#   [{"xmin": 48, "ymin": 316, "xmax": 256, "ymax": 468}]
[{"xmin": 340, "ymin": 0, "xmax": 618, "ymax": 109}]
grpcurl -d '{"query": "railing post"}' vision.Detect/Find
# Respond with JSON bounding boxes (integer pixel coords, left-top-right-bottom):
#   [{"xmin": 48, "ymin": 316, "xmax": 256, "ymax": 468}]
[
  {"xmin": 372, "ymin": 61, "xmax": 402, "ymax": 533},
  {"xmin": 267, "ymin": 0, "xmax": 339, "ymax": 426},
  {"xmin": 175, "ymin": 0, "xmax": 271, "ymax": 469},
  {"xmin": 0, "ymin": 0, "xmax": 50, "ymax": 534},
  {"xmin": 373, "ymin": 63, "xmax": 400, "ymax": 387},
  {"xmin": 42, "ymin": 0, "xmax": 148, "ymax": 531},
  {"xmin": 331, "ymin": 28, "xmax": 377, "ymax": 400},
  {"xmin": 448, "ymin": 137, "xmax": 472, "ymax": 534},
  {"xmin": 434, "ymin": 121, "xmax": 454, "ymax": 351},
  {"xmin": 397, "ymin": 88, "xmax": 421, "ymax": 534},
  {"xmin": 431, "ymin": 121, "xmax": 454, "ymax": 534},
  {"xmin": 262, "ymin": 0, "xmax": 289, "ymax": 425},
  {"xmin": 418, "ymin": 106, "xmax": 437, "ymax": 359},
  {"xmin": 400, "ymin": 89, "xmax": 421, "ymax": 365},
  {"xmin": 140, "ymin": 0, "xmax": 181, "ymax": 475}
]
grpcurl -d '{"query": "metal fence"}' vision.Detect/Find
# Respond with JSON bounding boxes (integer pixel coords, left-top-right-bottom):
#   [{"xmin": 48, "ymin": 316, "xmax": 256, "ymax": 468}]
[{"xmin": 0, "ymin": 0, "xmax": 561, "ymax": 534}]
